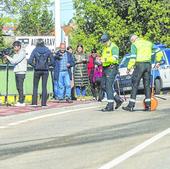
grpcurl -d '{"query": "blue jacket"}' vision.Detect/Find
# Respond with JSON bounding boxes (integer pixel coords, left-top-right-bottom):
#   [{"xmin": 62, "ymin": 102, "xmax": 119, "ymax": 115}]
[
  {"xmin": 53, "ymin": 50, "xmax": 74, "ymax": 81},
  {"xmin": 28, "ymin": 46, "xmax": 53, "ymax": 71}
]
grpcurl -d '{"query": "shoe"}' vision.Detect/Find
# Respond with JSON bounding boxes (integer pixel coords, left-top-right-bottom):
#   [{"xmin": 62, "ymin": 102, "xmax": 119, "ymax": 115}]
[
  {"xmin": 41, "ymin": 105, "xmax": 48, "ymax": 108},
  {"xmin": 122, "ymin": 106, "xmax": 134, "ymax": 112},
  {"xmin": 101, "ymin": 103, "xmax": 114, "ymax": 112},
  {"xmin": 66, "ymin": 98, "xmax": 73, "ymax": 103},
  {"xmin": 101, "ymin": 107, "xmax": 113, "ymax": 112},
  {"xmin": 71, "ymin": 97, "xmax": 77, "ymax": 100},
  {"xmin": 101, "ymin": 98, "xmax": 107, "ymax": 102},
  {"xmin": 115, "ymin": 99, "xmax": 124, "ymax": 109},
  {"xmin": 58, "ymin": 99, "xmax": 65, "ymax": 103},
  {"xmin": 15, "ymin": 102, "xmax": 25, "ymax": 107},
  {"xmin": 144, "ymin": 107, "xmax": 151, "ymax": 111}
]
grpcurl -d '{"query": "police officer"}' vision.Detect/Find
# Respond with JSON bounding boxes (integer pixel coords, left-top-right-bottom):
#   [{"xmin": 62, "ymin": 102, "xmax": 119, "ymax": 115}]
[
  {"xmin": 100, "ymin": 33, "xmax": 123, "ymax": 111},
  {"xmin": 122, "ymin": 34, "xmax": 163, "ymax": 111}
]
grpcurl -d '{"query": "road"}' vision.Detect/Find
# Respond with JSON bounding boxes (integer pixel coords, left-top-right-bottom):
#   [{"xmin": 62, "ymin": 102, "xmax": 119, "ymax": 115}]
[{"xmin": 0, "ymin": 95, "xmax": 170, "ymax": 169}]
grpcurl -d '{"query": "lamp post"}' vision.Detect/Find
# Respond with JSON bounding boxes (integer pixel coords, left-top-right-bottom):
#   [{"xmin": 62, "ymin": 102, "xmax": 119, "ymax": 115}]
[{"xmin": 54, "ymin": 0, "xmax": 61, "ymax": 48}]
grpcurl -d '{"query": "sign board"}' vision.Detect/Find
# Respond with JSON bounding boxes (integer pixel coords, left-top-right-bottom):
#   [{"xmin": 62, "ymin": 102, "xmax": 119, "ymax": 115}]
[{"xmin": 15, "ymin": 36, "xmax": 56, "ymax": 59}]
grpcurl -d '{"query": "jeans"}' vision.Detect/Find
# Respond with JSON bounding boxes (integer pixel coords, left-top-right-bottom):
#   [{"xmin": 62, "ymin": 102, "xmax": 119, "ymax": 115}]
[
  {"xmin": 54, "ymin": 80, "xmax": 59, "ymax": 98},
  {"xmin": 76, "ymin": 86, "xmax": 86, "ymax": 97},
  {"xmin": 15, "ymin": 74, "xmax": 25, "ymax": 103},
  {"xmin": 32, "ymin": 71, "xmax": 49, "ymax": 106},
  {"xmin": 57, "ymin": 71, "xmax": 71, "ymax": 99}
]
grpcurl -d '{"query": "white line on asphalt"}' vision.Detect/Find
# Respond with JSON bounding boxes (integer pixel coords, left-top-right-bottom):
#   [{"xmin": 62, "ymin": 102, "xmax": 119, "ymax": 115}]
[
  {"xmin": 0, "ymin": 105, "xmax": 100, "ymax": 129},
  {"xmin": 98, "ymin": 128, "xmax": 170, "ymax": 169}
]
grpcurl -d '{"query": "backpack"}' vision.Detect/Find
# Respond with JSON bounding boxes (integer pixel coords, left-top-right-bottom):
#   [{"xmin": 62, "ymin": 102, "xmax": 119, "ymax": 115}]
[{"xmin": 35, "ymin": 52, "xmax": 48, "ymax": 70}]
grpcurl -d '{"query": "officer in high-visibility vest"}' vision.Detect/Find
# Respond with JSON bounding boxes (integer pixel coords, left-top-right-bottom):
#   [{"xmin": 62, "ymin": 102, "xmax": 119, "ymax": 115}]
[
  {"xmin": 122, "ymin": 34, "xmax": 163, "ymax": 111},
  {"xmin": 100, "ymin": 33, "xmax": 123, "ymax": 111}
]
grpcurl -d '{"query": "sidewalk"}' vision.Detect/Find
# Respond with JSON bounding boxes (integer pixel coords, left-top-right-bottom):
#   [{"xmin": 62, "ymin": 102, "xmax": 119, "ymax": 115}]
[{"xmin": 0, "ymin": 100, "xmax": 94, "ymax": 116}]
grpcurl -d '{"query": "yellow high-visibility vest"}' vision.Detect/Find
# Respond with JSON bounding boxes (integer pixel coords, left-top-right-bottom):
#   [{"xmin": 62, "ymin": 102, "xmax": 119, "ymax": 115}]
[{"xmin": 101, "ymin": 43, "xmax": 118, "ymax": 67}]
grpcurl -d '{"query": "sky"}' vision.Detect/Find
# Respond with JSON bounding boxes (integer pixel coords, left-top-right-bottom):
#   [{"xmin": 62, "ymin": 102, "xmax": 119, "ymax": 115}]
[{"xmin": 60, "ymin": 0, "xmax": 74, "ymax": 25}]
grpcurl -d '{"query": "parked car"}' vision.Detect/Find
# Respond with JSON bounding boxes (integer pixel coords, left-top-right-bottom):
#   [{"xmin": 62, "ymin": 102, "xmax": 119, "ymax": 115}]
[{"xmin": 117, "ymin": 44, "xmax": 170, "ymax": 94}]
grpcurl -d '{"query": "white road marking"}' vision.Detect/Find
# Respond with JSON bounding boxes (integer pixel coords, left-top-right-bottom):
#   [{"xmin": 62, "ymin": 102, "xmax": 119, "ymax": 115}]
[
  {"xmin": 0, "ymin": 105, "xmax": 100, "ymax": 129},
  {"xmin": 98, "ymin": 128, "xmax": 170, "ymax": 169}
]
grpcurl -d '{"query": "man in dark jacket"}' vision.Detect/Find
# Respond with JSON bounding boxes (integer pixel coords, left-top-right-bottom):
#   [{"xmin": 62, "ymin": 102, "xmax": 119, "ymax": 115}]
[
  {"xmin": 53, "ymin": 43, "xmax": 74, "ymax": 102},
  {"xmin": 28, "ymin": 39, "xmax": 53, "ymax": 107}
]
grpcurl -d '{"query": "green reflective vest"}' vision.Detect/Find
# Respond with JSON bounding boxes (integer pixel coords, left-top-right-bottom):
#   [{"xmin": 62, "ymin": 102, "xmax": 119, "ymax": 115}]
[
  {"xmin": 101, "ymin": 43, "xmax": 119, "ymax": 67},
  {"xmin": 134, "ymin": 39, "xmax": 153, "ymax": 62},
  {"xmin": 127, "ymin": 39, "xmax": 153, "ymax": 69}
]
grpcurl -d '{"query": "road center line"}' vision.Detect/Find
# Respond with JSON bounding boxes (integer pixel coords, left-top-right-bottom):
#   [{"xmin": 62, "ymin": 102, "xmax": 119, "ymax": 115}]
[
  {"xmin": 0, "ymin": 105, "xmax": 100, "ymax": 129},
  {"xmin": 98, "ymin": 128, "xmax": 170, "ymax": 169}
]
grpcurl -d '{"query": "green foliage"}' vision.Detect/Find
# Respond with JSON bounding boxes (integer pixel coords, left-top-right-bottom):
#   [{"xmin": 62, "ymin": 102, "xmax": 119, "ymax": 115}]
[
  {"xmin": 0, "ymin": 17, "xmax": 4, "ymax": 50},
  {"xmin": 71, "ymin": 0, "xmax": 169, "ymax": 56},
  {"xmin": 3, "ymin": 0, "xmax": 54, "ymax": 36}
]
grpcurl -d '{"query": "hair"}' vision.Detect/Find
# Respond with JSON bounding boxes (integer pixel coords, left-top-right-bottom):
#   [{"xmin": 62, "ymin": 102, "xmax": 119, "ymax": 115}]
[
  {"xmin": 67, "ymin": 46, "xmax": 73, "ymax": 51},
  {"xmin": 76, "ymin": 44, "xmax": 84, "ymax": 52},
  {"xmin": 36, "ymin": 39, "xmax": 45, "ymax": 47},
  {"xmin": 91, "ymin": 48, "xmax": 97, "ymax": 53},
  {"xmin": 12, "ymin": 41, "xmax": 21, "ymax": 47}
]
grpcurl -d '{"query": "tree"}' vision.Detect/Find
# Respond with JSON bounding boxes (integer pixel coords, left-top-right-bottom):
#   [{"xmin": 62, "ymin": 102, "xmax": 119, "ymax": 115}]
[
  {"xmin": 71, "ymin": 0, "xmax": 169, "ymax": 55},
  {"xmin": 0, "ymin": 17, "xmax": 4, "ymax": 50},
  {"xmin": 2, "ymin": 0, "xmax": 54, "ymax": 36}
]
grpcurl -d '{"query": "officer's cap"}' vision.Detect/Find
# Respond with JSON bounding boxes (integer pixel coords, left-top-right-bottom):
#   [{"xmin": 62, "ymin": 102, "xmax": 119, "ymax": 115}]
[{"xmin": 100, "ymin": 33, "xmax": 110, "ymax": 43}]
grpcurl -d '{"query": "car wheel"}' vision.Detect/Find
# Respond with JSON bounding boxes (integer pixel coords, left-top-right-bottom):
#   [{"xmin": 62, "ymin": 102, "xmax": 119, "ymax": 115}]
[{"xmin": 155, "ymin": 79, "xmax": 161, "ymax": 95}]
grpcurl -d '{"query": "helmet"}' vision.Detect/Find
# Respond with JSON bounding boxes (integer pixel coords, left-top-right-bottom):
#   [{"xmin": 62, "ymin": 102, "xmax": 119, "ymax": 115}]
[
  {"xmin": 100, "ymin": 33, "xmax": 110, "ymax": 43},
  {"xmin": 12, "ymin": 41, "xmax": 21, "ymax": 47}
]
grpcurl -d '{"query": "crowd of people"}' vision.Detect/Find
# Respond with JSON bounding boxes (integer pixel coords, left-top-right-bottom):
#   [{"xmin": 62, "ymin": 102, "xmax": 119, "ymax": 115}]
[
  {"xmin": 4, "ymin": 33, "xmax": 163, "ymax": 112},
  {"xmin": 4, "ymin": 38, "xmax": 107, "ymax": 108}
]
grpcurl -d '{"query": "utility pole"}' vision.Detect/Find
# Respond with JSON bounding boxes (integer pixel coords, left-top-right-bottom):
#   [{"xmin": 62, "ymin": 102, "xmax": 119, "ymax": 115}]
[{"xmin": 55, "ymin": 0, "xmax": 61, "ymax": 48}]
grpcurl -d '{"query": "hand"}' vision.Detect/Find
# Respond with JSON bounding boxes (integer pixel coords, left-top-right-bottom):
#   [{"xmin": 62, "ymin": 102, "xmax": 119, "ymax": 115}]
[
  {"xmin": 126, "ymin": 69, "xmax": 131, "ymax": 74},
  {"xmin": 155, "ymin": 63, "xmax": 160, "ymax": 69},
  {"xmin": 67, "ymin": 63, "xmax": 71, "ymax": 67},
  {"xmin": 82, "ymin": 59, "xmax": 87, "ymax": 63},
  {"xmin": 3, "ymin": 55, "xmax": 8, "ymax": 59}
]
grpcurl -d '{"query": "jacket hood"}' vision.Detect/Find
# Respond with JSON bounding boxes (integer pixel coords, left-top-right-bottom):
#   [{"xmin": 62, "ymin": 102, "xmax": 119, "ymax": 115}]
[{"xmin": 35, "ymin": 46, "xmax": 50, "ymax": 54}]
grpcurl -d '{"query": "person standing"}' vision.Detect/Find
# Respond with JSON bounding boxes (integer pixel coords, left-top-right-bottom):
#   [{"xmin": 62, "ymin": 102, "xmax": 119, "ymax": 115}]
[
  {"xmin": 122, "ymin": 34, "xmax": 163, "ymax": 111},
  {"xmin": 4, "ymin": 41, "xmax": 27, "ymax": 106},
  {"xmin": 67, "ymin": 46, "xmax": 77, "ymax": 100},
  {"xmin": 74, "ymin": 44, "xmax": 89, "ymax": 101},
  {"xmin": 53, "ymin": 43, "xmax": 74, "ymax": 102},
  {"xmin": 100, "ymin": 33, "xmax": 123, "ymax": 111},
  {"xmin": 28, "ymin": 39, "xmax": 53, "ymax": 107}
]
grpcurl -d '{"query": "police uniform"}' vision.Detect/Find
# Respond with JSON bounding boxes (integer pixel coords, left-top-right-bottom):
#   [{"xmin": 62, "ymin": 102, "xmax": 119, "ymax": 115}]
[
  {"xmin": 101, "ymin": 37, "xmax": 123, "ymax": 111},
  {"xmin": 123, "ymin": 37, "xmax": 163, "ymax": 111}
]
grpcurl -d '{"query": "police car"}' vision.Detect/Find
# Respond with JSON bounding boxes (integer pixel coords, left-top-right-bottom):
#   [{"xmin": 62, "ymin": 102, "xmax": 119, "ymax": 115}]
[{"xmin": 118, "ymin": 44, "xmax": 170, "ymax": 94}]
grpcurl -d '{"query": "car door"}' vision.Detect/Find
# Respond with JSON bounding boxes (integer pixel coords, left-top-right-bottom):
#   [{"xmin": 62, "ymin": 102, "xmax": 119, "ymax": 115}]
[{"xmin": 158, "ymin": 50, "xmax": 170, "ymax": 88}]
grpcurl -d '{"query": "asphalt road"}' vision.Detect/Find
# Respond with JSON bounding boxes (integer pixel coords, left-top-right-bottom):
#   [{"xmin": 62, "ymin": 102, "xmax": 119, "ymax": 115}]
[{"xmin": 0, "ymin": 95, "xmax": 170, "ymax": 169}]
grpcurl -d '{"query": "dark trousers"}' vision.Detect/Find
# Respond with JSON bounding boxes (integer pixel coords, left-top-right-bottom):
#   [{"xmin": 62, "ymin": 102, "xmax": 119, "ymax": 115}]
[
  {"xmin": 15, "ymin": 74, "xmax": 25, "ymax": 103},
  {"xmin": 130, "ymin": 62, "xmax": 151, "ymax": 107},
  {"xmin": 103, "ymin": 65, "xmax": 118, "ymax": 101},
  {"xmin": 32, "ymin": 71, "xmax": 49, "ymax": 106}
]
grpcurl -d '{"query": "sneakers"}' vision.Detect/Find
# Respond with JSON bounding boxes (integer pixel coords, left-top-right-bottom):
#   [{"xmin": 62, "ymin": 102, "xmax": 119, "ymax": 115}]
[
  {"xmin": 66, "ymin": 98, "xmax": 73, "ymax": 103},
  {"xmin": 115, "ymin": 99, "xmax": 124, "ymax": 109},
  {"xmin": 101, "ymin": 103, "xmax": 114, "ymax": 112},
  {"xmin": 144, "ymin": 107, "xmax": 151, "ymax": 111},
  {"xmin": 15, "ymin": 102, "xmax": 26, "ymax": 107},
  {"xmin": 122, "ymin": 106, "xmax": 134, "ymax": 112}
]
